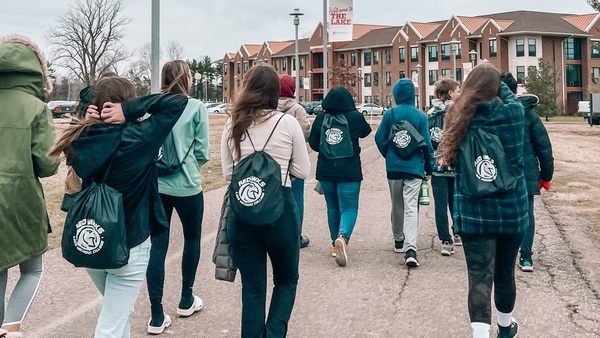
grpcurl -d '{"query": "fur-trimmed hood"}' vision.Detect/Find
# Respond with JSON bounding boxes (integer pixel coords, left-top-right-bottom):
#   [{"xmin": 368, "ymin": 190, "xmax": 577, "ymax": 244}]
[{"xmin": 0, "ymin": 34, "xmax": 53, "ymax": 99}]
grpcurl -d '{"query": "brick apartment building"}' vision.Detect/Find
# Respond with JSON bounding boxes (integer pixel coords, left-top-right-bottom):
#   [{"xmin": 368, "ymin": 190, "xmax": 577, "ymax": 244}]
[{"xmin": 221, "ymin": 10, "xmax": 600, "ymax": 114}]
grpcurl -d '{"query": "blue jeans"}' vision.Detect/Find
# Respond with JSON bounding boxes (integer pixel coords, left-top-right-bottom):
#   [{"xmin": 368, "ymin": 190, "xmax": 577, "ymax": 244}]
[
  {"xmin": 319, "ymin": 181, "xmax": 361, "ymax": 244},
  {"xmin": 520, "ymin": 195, "xmax": 535, "ymax": 259},
  {"xmin": 431, "ymin": 175, "xmax": 455, "ymax": 243},
  {"xmin": 87, "ymin": 238, "xmax": 151, "ymax": 338},
  {"xmin": 291, "ymin": 178, "xmax": 304, "ymax": 228},
  {"xmin": 227, "ymin": 188, "xmax": 300, "ymax": 338}
]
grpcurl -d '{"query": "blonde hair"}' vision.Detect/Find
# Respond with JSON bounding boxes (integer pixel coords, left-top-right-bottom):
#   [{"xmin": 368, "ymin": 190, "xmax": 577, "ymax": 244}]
[{"xmin": 161, "ymin": 60, "xmax": 191, "ymax": 95}]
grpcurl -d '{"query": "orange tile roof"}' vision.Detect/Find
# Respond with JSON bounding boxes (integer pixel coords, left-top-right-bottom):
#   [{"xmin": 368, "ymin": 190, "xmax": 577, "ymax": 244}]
[
  {"xmin": 243, "ymin": 44, "xmax": 262, "ymax": 57},
  {"xmin": 351, "ymin": 24, "xmax": 393, "ymax": 40},
  {"xmin": 267, "ymin": 41, "xmax": 293, "ymax": 54},
  {"xmin": 456, "ymin": 16, "xmax": 489, "ymax": 33},
  {"xmin": 227, "ymin": 53, "xmax": 236, "ymax": 59},
  {"xmin": 410, "ymin": 22, "xmax": 442, "ymax": 39},
  {"xmin": 562, "ymin": 13, "xmax": 598, "ymax": 32},
  {"xmin": 494, "ymin": 19, "xmax": 515, "ymax": 31}
]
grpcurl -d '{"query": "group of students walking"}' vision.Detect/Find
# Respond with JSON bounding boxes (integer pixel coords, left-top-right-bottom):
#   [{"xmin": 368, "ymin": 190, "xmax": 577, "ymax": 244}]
[{"xmin": 0, "ymin": 34, "xmax": 553, "ymax": 338}]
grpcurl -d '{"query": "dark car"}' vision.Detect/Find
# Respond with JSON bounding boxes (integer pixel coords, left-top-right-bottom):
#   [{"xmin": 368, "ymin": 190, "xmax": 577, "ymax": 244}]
[
  {"xmin": 305, "ymin": 101, "xmax": 322, "ymax": 115},
  {"xmin": 47, "ymin": 100, "xmax": 76, "ymax": 118}
]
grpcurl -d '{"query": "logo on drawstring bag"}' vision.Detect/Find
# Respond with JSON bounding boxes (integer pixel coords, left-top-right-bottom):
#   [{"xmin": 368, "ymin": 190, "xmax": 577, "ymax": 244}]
[
  {"xmin": 474, "ymin": 155, "xmax": 497, "ymax": 182},
  {"xmin": 235, "ymin": 176, "xmax": 266, "ymax": 206},
  {"xmin": 73, "ymin": 219, "xmax": 105, "ymax": 255},
  {"xmin": 393, "ymin": 130, "xmax": 411, "ymax": 148},
  {"xmin": 325, "ymin": 128, "xmax": 344, "ymax": 145}
]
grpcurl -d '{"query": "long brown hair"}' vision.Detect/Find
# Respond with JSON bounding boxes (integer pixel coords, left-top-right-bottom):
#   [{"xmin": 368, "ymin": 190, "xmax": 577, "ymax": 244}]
[
  {"xmin": 50, "ymin": 77, "xmax": 136, "ymax": 159},
  {"xmin": 161, "ymin": 60, "xmax": 191, "ymax": 95},
  {"xmin": 439, "ymin": 63, "xmax": 501, "ymax": 163},
  {"xmin": 228, "ymin": 63, "xmax": 280, "ymax": 160}
]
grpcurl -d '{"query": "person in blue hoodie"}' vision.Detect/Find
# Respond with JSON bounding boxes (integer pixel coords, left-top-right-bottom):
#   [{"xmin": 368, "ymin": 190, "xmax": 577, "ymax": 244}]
[{"xmin": 375, "ymin": 79, "xmax": 434, "ymax": 267}]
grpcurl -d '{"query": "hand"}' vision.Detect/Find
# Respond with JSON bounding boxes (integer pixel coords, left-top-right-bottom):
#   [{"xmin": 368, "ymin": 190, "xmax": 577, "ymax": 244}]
[
  {"xmin": 539, "ymin": 180, "xmax": 551, "ymax": 190},
  {"xmin": 425, "ymin": 175, "xmax": 431, "ymax": 181},
  {"xmin": 85, "ymin": 105, "xmax": 101, "ymax": 121},
  {"xmin": 100, "ymin": 102, "xmax": 126, "ymax": 123}
]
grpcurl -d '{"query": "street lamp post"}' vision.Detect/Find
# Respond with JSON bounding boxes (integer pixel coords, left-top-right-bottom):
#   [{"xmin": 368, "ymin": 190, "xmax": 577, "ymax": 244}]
[
  {"xmin": 451, "ymin": 38, "xmax": 459, "ymax": 80},
  {"xmin": 416, "ymin": 64, "xmax": 422, "ymax": 110},
  {"xmin": 469, "ymin": 49, "xmax": 477, "ymax": 68},
  {"xmin": 194, "ymin": 73, "xmax": 202, "ymax": 100},
  {"xmin": 307, "ymin": 70, "xmax": 312, "ymax": 101},
  {"xmin": 290, "ymin": 8, "xmax": 304, "ymax": 99},
  {"xmin": 357, "ymin": 67, "xmax": 362, "ymax": 103}
]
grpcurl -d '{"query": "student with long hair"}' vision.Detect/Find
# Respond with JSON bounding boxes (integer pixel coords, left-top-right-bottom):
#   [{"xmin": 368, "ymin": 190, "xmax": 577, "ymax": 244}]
[
  {"xmin": 439, "ymin": 63, "xmax": 527, "ymax": 338},
  {"xmin": 145, "ymin": 60, "xmax": 211, "ymax": 334},
  {"xmin": 0, "ymin": 35, "xmax": 59, "ymax": 338},
  {"xmin": 50, "ymin": 76, "xmax": 188, "ymax": 338},
  {"xmin": 221, "ymin": 63, "xmax": 310, "ymax": 337}
]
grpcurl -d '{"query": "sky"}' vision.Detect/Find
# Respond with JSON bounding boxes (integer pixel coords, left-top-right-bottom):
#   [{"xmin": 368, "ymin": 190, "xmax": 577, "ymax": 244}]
[{"xmin": 0, "ymin": 0, "xmax": 596, "ymax": 75}]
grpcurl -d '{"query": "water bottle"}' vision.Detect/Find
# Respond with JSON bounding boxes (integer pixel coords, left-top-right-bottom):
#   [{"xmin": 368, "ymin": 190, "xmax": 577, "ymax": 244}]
[{"xmin": 419, "ymin": 180, "xmax": 430, "ymax": 205}]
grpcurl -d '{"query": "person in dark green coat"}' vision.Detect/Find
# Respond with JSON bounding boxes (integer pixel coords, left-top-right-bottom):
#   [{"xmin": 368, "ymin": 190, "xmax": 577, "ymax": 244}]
[
  {"xmin": 0, "ymin": 35, "xmax": 59, "ymax": 337},
  {"xmin": 501, "ymin": 72, "xmax": 554, "ymax": 272}
]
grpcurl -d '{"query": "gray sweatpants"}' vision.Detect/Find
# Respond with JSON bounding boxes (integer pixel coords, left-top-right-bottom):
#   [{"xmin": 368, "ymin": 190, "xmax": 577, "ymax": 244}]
[
  {"xmin": 388, "ymin": 178, "xmax": 421, "ymax": 252},
  {"xmin": 0, "ymin": 255, "xmax": 43, "ymax": 326}
]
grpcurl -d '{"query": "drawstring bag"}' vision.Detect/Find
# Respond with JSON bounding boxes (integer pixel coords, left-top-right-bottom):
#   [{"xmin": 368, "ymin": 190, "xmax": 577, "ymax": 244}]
[
  {"xmin": 390, "ymin": 108, "xmax": 426, "ymax": 159},
  {"xmin": 458, "ymin": 128, "xmax": 517, "ymax": 197},
  {"xmin": 62, "ymin": 153, "xmax": 129, "ymax": 269}
]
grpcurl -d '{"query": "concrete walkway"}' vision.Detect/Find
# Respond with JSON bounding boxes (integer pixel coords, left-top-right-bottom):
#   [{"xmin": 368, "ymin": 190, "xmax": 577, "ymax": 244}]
[{"xmin": 12, "ymin": 133, "xmax": 600, "ymax": 337}]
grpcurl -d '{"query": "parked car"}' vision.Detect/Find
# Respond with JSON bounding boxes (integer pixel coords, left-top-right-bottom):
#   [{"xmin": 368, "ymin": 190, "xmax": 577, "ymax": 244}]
[
  {"xmin": 305, "ymin": 101, "xmax": 322, "ymax": 115},
  {"xmin": 356, "ymin": 103, "xmax": 384, "ymax": 116},
  {"xmin": 205, "ymin": 102, "xmax": 221, "ymax": 110},
  {"xmin": 47, "ymin": 100, "xmax": 76, "ymax": 118},
  {"xmin": 207, "ymin": 103, "xmax": 230, "ymax": 114},
  {"xmin": 578, "ymin": 101, "xmax": 590, "ymax": 117}
]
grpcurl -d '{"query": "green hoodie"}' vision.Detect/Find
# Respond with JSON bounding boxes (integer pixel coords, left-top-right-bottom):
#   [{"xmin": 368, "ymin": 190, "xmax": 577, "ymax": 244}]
[{"xmin": 0, "ymin": 37, "xmax": 59, "ymax": 271}]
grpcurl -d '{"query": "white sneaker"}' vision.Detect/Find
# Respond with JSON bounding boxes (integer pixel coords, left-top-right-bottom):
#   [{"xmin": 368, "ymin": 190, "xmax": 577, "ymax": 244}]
[
  {"xmin": 147, "ymin": 315, "xmax": 171, "ymax": 335},
  {"xmin": 177, "ymin": 295, "xmax": 203, "ymax": 317},
  {"xmin": 440, "ymin": 241, "xmax": 455, "ymax": 256}
]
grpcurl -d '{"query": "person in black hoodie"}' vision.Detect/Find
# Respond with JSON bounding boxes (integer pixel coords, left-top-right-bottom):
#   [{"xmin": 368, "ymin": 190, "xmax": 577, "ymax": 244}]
[
  {"xmin": 308, "ymin": 86, "xmax": 371, "ymax": 267},
  {"xmin": 50, "ymin": 76, "xmax": 188, "ymax": 338},
  {"xmin": 501, "ymin": 73, "xmax": 554, "ymax": 272}
]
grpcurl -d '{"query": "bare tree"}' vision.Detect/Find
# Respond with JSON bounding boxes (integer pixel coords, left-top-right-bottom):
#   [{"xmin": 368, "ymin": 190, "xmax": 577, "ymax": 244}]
[
  {"xmin": 166, "ymin": 40, "xmax": 184, "ymax": 61},
  {"xmin": 46, "ymin": 0, "xmax": 131, "ymax": 85},
  {"xmin": 590, "ymin": 0, "xmax": 600, "ymax": 11}
]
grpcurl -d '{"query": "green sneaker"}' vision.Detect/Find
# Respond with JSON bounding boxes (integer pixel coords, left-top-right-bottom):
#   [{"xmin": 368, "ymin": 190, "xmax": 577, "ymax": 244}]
[
  {"xmin": 519, "ymin": 257, "xmax": 533, "ymax": 272},
  {"xmin": 497, "ymin": 320, "xmax": 518, "ymax": 338}
]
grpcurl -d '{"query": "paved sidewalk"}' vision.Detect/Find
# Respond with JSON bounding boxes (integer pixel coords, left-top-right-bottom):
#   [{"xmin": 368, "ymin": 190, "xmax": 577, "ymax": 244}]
[{"xmin": 11, "ymin": 133, "xmax": 600, "ymax": 337}]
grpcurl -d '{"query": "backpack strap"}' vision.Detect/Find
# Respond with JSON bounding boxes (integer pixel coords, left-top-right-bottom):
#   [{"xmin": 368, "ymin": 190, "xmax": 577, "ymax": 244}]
[
  {"xmin": 245, "ymin": 112, "xmax": 286, "ymax": 152},
  {"xmin": 181, "ymin": 139, "xmax": 196, "ymax": 165}
]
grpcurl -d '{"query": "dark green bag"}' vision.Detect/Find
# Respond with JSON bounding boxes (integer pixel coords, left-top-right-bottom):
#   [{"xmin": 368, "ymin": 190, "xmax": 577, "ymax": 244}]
[
  {"xmin": 62, "ymin": 154, "xmax": 129, "ymax": 269},
  {"xmin": 390, "ymin": 109, "xmax": 426, "ymax": 159},
  {"xmin": 428, "ymin": 112, "xmax": 444, "ymax": 150},
  {"xmin": 319, "ymin": 113, "xmax": 354, "ymax": 159},
  {"xmin": 156, "ymin": 131, "xmax": 195, "ymax": 177},
  {"xmin": 458, "ymin": 128, "xmax": 517, "ymax": 197}
]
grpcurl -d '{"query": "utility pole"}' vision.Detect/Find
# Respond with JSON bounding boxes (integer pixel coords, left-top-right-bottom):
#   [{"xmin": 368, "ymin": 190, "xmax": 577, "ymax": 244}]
[
  {"xmin": 151, "ymin": 0, "xmax": 160, "ymax": 93},
  {"xmin": 323, "ymin": 0, "xmax": 328, "ymax": 97}
]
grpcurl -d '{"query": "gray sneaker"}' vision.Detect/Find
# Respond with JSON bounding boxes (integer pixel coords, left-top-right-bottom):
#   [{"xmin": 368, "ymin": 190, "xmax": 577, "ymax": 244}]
[
  {"xmin": 440, "ymin": 241, "xmax": 455, "ymax": 256},
  {"xmin": 454, "ymin": 235, "xmax": 463, "ymax": 246}
]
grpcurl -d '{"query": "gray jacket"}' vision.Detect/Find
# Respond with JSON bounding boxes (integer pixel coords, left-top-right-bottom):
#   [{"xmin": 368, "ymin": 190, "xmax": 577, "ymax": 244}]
[
  {"xmin": 277, "ymin": 98, "xmax": 311, "ymax": 140},
  {"xmin": 212, "ymin": 188, "xmax": 237, "ymax": 282}
]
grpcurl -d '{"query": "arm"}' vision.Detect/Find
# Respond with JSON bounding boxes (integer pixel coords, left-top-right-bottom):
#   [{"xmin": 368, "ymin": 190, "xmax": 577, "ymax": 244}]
[
  {"xmin": 529, "ymin": 111, "xmax": 554, "ymax": 182},
  {"xmin": 357, "ymin": 113, "xmax": 372, "ymax": 138},
  {"xmin": 32, "ymin": 106, "xmax": 59, "ymax": 178},
  {"xmin": 374, "ymin": 112, "xmax": 391, "ymax": 156},
  {"xmin": 194, "ymin": 102, "xmax": 211, "ymax": 167},
  {"xmin": 308, "ymin": 112, "xmax": 324, "ymax": 152},
  {"xmin": 419, "ymin": 116, "xmax": 434, "ymax": 176},
  {"xmin": 220, "ymin": 120, "xmax": 234, "ymax": 181},
  {"xmin": 288, "ymin": 118, "xmax": 311, "ymax": 180}
]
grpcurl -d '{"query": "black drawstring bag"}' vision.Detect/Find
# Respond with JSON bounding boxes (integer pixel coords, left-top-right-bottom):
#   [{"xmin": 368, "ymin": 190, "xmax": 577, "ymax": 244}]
[
  {"xmin": 458, "ymin": 128, "xmax": 517, "ymax": 197},
  {"xmin": 389, "ymin": 109, "xmax": 426, "ymax": 159},
  {"xmin": 156, "ymin": 131, "xmax": 195, "ymax": 177},
  {"xmin": 62, "ymin": 153, "xmax": 129, "ymax": 269}
]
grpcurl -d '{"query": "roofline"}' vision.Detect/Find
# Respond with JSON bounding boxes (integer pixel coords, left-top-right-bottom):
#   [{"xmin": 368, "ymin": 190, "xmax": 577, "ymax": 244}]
[
  {"xmin": 336, "ymin": 43, "xmax": 393, "ymax": 52},
  {"xmin": 272, "ymin": 52, "xmax": 311, "ymax": 58},
  {"xmin": 405, "ymin": 22, "xmax": 424, "ymax": 39},
  {"xmin": 498, "ymin": 30, "xmax": 592, "ymax": 38},
  {"xmin": 585, "ymin": 13, "xmax": 600, "ymax": 32}
]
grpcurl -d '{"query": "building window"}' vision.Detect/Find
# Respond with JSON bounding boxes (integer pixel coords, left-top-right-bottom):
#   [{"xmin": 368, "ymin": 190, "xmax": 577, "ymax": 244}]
[
  {"xmin": 399, "ymin": 71, "xmax": 406, "ymax": 79},
  {"xmin": 410, "ymin": 47, "xmax": 418, "ymax": 62},
  {"xmin": 374, "ymin": 95, "xmax": 380, "ymax": 105},
  {"xmin": 273, "ymin": 60, "xmax": 278, "ymax": 71},
  {"xmin": 566, "ymin": 64, "xmax": 582, "ymax": 87},
  {"xmin": 399, "ymin": 47, "xmax": 405, "ymax": 63},
  {"xmin": 244, "ymin": 61, "xmax": 249, "ymax": 72},
  {"xmin": 456, "ymin": 43, "xmax": 462, "ymax": 60},
  {"xmin": 429, "ymin": 70, "xmax": 439, "ymax": 85},
  {"xmin": 428, "ymin": 45, "xmax": 438, "ymax": 62},
  {"xmin": 300, "ymin": 57, "xmax": 305, "ymax": 70},
  {"xmin": 292, "ymin": 58, "xmax": 296, "ymax": 71},
  {"xmin": 364, "ymin": 51, "xmax": 372, "ymax": 66},
  {"xmin": 224, "ymin": 64, "xmax": 228, "ymax": 74},
  {"xmin": 441, "ymin": 44, "xmax": 451, "ymax": 61},
  {"xmin": 565, "ymin": 38, "xmax": 582, "ymax": 60},
  {"xmin": 351, "ymin": 79, "xmax": 356, "ymax": 87},
  {"xmin": 351, "ymin": 53, "xmax": 356, "ymax": 66},
  {"xmin": 516, "ymin": 38, "xmax": 525, "ymax": 57},
  {"xmin": 385, "ymin": 49, "xmax": 392, "ymax": 64},
  {"xmin": 528, "ymin": 38, "xmax": 537, "ymax": 57},
  {"xmin": 364, "ymin": 95, "xmax": 372, "ymax": 103},
  {"xmin": 339, "ymin": 53, "xmax": 345, "ymax": 60},
  {"xmin": 386, "ymin": 71, "xmax": 392, "ymax": 86},
  {"xmin": 373, "ymin": 51, "xmax": 379, "ymax": 65},
  {"xmin": 517, "ymin": 66, "xmax": 525, "ymax": 84},
  {"xmin": 456, "ymin": 68, "xmax": 462, "ymax": 82},
  {"xmin": 489, "ymin": 39, "xmax": 497, "ymax": 58},
  {"xmin": 592, "ymin": 67, "xmax": 600, "ymax": 83},
  {"xmin": 224, "ymin": 80, "xmax": 227, "ymax": 90},
  {"xmin": 441, "ymin": 69, "xmax": 451, "ymax": 77},
  {"xmin": 299, "ymin": 76, "xmax": 304, "ymax": 89},
  {"xmin": 592, "ymin": 41, "xmax": 600, "ymax": 59},
  {"xmin": 282, "ymin": 59, "xmax": 287, "ymax": 71},
  {"xmin": 237, "ymin": 62, "xmax": 241, "ymax": 74},
  {"xmin": 373, "ymin": 72, "xmax": 379, "ymax": 87},
  {"xmin": 364, "ymin": 73, "xmax": 372, "ymax": 87}
]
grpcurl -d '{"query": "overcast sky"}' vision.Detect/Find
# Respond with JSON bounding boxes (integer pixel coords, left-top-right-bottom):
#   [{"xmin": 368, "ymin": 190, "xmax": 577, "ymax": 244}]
[{"xmin": 0, "ymin": 0, "xmax": 596, "ymax": 73}]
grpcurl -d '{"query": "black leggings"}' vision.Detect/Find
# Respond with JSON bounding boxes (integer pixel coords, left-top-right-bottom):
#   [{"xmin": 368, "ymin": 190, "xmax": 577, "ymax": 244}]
[
  {"xmin": 146, "ymin": 192, "xmax": 204, "ymax": 304},
  {"xmin": 461, "ymin": 233, "xmax": 524, "ymax": 324}
]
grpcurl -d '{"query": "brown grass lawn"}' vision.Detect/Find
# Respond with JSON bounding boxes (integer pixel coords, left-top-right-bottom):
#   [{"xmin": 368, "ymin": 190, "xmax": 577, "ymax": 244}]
[{"xmin": 42, "ymin": 114, "xmax": 230, "ymax": 249}]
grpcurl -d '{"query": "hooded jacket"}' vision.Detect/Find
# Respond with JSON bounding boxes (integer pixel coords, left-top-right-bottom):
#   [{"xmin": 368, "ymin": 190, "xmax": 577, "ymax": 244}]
[
  {"xmin": 309, "ymin": 87, "xmax": 371, "ymax": 182},
  {"xmin": 375, "ymin": 79, "xmax": 434, "ymax": 178},
  {"xmin": 0, "ymin": 35, "xmax": 59, "ymax": 271},
  {"xmin": 278, "ymin": 74, "xmax": 311, "ymax": 139},
  {"xmin": 519, "ymin": 95, "xmax": 554, "ymax": 195},
  {"xmin": 69, "ymin": 93, "xmax": 188, "ymax": 249}
]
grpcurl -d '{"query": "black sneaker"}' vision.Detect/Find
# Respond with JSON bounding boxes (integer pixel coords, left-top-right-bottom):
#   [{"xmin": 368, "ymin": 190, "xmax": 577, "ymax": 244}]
[
  {"xmin": 497, "ymin": 320, "xmax": 518, "ymax": 338},
  {"xmin": 300, "ymin": 234, "xmax": 310, "ymax": 248},
  {"xmin": 394, "ymin": 239, "xmax": 405, "ymax": 253},
  {"xmin": 404, "ymin": 249, "xmax": 419, "ymax": 267}
]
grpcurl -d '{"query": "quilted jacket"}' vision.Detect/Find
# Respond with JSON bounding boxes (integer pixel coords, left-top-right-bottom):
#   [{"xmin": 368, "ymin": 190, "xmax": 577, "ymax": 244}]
[{"xmin": 212, "ymin": 188, "xmax": 237, "ymax": 282}]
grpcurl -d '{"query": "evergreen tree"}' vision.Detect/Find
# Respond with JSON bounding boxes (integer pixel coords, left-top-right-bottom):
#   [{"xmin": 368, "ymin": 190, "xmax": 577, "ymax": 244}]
[{"xmin": 525, "ymin": 59, "xmax": 559, "ymax": 120}]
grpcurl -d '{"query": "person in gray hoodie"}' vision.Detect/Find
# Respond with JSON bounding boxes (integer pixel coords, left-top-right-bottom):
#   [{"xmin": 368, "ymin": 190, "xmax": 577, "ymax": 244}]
[{"xmin": 277, "ymin": 74, "xmax": 311, "ymax": 248}]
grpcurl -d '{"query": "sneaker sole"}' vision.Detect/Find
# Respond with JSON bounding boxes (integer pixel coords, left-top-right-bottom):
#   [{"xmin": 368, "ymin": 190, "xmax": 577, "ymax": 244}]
[
  {"xmin": 405, "ymin": 257, "xmax": 419, "ymax": 267},
  {"xmin": 147, "ymin": 315, "xmax": 171, "ymax": 335},
  {"xmin": 394, "ymin": 247, "xmax": 405, "ymax": 253},
  {"xmin": 520, "ymin": 266, "xmax": 534, "ymax": 272},
  {"xmin": 441, "ymin": 250, "xmax": 451, "ymax": 256},
  {"xmin": 177, "ymin": 296, "xmax": 203, "ymax": 317},
  {"xmin": 334, "ymin": 239, "xmax": 347, "ymax": 266}
]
